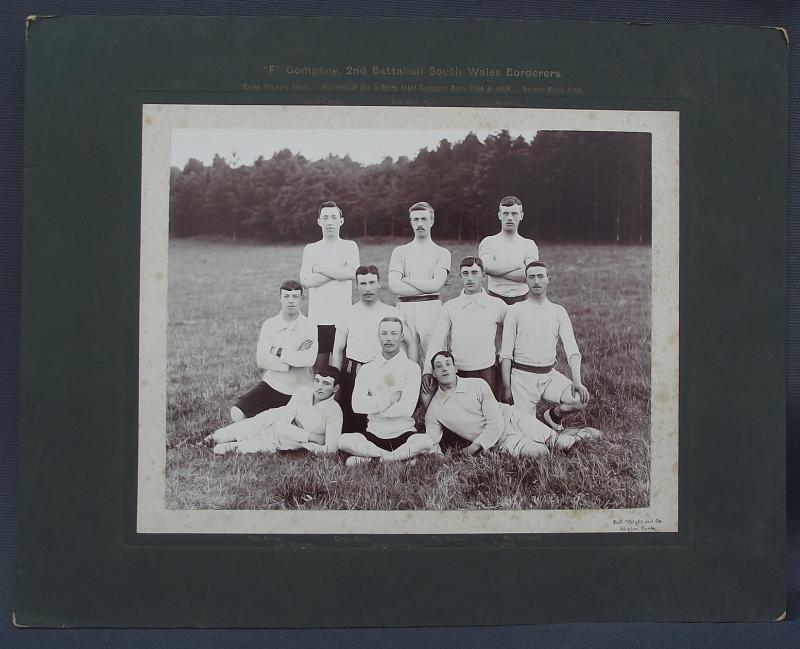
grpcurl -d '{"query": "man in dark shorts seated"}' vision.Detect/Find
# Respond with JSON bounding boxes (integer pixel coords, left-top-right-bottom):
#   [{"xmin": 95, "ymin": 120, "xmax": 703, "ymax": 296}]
[
  {"xmin": 338, "ymin": 317, "xmax": 435, "ymax": 465},
  {"xmin": 230, "ymin": 279, "xmax": 318, "ymax": 422}
]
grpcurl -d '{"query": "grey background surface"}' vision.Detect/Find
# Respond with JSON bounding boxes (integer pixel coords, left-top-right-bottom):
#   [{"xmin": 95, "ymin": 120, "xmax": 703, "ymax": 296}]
[{"xmin": 1, "ymin": 0, "xmax": 797, "ymax": 646}]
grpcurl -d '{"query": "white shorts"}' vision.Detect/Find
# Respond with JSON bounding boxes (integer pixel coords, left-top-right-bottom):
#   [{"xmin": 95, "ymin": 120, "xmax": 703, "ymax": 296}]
[
  {"xmin": 397, "ymin": 299, "xmax": 442, "ymax": 364},
  {"xmin": 212, "ymin": 410, "xmax": 307, "ymax": 454},
  {"xmin": 497, "ymin": 403, "xmax": 553, "ymax": 457},
  {"xmin": 510, "ymin": 368, "xmax": 571, "ymax": 410}
]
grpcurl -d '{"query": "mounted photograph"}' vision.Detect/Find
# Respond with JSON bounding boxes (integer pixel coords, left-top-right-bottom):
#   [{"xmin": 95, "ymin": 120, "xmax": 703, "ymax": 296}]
[{"xmin": 137, "ymin": 104, "xmax": 678, "ymax": 534}]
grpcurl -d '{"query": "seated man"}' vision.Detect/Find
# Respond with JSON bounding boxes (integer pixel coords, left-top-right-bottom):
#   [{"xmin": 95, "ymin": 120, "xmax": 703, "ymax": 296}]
[
  {"xmin": 205, "ymin": 367, "xmax": 343, "ymax": 455},
  {"xmin": 338, "ymin": 317, "xmax": 433, "ymax": 465},
  {"xmin": 332, "ymin": 264, "xmax": 417, "ymax": 433},
  {"xmin": 425, "ymin": 351, "xmax": 601, "ymax": 458},
  {"xmin": 499, "ymin": 261, "xmax": 589, "ymax": 431},
  {"xmin": 231, "ymin": 279, "xmax": 318, "ymax": 422}
]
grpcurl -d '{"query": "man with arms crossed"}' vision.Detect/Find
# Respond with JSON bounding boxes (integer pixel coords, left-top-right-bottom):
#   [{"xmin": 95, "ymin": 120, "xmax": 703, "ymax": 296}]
[
  {"xmin": 422, "ymin": 256, "xmax": 506, "ymax": 400},
  {"xmin": 338, "ymin": 317, "xmax": 433, "ymax": 465},
  {"xmin": 426, "ymin": 352, "xmax": 600, "ymax": 458},
  {"xmin": 478, "ymin": 196, "xmax": 539, "ymax": 305},
  {"xmin": 230, "ymin": 279, "xmax": 318, "ymax": 422},
  {"xmin": 332, "ymin": 265, "xmax": 418, "ymax": 433},
  {"xmin": 388, "ymin": 202, "xmax": 451, "ymax": 365},
  {"xmin": 205, "ymin": 367, "xmax": 343, "ymax": 455},
  {"xmin": 300, "ymin": 201, "xmax": 360, "ymax": 372},
  {"xmin": 499, "ymin": 261, "xmax": 589, "ymax": 431}
]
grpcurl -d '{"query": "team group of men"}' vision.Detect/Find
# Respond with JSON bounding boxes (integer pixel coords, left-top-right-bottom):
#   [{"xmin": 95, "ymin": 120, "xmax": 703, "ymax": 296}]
[{"xmin": 204, "ymin": 198, "xmax": 602, "ymax": 464}]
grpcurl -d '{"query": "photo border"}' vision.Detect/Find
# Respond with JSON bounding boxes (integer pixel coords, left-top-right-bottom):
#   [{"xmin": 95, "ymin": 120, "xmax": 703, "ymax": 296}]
[{"xmin": 137, "ymin": 104, "xmax": 679, "ymax": 534}]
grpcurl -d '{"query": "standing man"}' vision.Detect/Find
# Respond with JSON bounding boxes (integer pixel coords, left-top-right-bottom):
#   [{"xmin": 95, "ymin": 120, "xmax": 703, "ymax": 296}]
[
  {"xmin": 499, "ymin": 261, "xmax": 589, "ymax": 431},
  {"xmin": 388, "ymin": 201, "xmax": 451, "ymax": 366},
  {"xmin": 332, "ymin": 265, "xmax": 418, "ymax": 433},
  {"xmin": 300, "ymin": 200, "xmax": 360, "ymax": 373},
  {"xmin": 425, "ymin": 352, "xmax": 601, "ymax": 458},
  {"xmin": 338, "ymin": 317, "xmax": 433, "ymax": 465},
  {"xmin": 421, "ymin": 256, "xmax": 506, "ymax": 400},
  {"xmin": 230, "ymin": 279, "xmax": 318, "ymax": 422},
  {"xmin": 478, "ymin": 196, "xmax": 539, "ymax": 305}
]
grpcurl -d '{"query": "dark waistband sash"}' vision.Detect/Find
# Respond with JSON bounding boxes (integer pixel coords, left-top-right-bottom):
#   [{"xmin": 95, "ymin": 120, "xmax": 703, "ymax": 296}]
[
  {"xmin": 511, "ymin": 361, "xmax": 555, "ymax": 374},
  {"xmin": 344, "ymin": 358, "xmax": 366, "ymax": 375},
  {"xmin": 397, "ymin": 294, "xmax": 440, "ymax": 303}
]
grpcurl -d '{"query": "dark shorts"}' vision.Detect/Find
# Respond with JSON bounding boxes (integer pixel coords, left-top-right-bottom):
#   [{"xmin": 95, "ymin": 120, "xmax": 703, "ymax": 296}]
[
  {"xmin": 317, "ymin": 324, "xmax": 336, "ymax": 354},
  {"xmin": 233, "ymin": 381, "xmax": 291, "ymax": 418},
  {"xmin": 362, "ymin": 429, "xmax": 418, "ymax": 452},
  {"xmin": 488, "ymin": 289, "xmax": 529, "ymax": 306},
  {"xmin": 339, "ymin": 359, "xmax": 369, "ymax": 433}
]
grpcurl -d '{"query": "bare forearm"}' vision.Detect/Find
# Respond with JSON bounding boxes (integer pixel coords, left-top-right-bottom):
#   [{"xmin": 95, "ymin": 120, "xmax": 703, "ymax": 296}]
[
  {"xmin": 568, "ymin": 354, "xmax": 583, "ymax": 384},
  {"xmin": 404, "ymin": 277, "xmax": 445, "ymax": 294}
]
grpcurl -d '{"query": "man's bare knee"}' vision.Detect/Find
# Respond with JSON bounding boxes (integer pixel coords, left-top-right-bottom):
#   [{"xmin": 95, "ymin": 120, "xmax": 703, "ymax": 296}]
[{"xmin": 230, "ymin": 406, "xmax": 246, "ymax": 423}]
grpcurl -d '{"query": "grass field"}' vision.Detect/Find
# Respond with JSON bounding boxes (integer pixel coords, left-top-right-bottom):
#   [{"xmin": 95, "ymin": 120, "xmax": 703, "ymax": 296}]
[{"xmin": 165, "ymin": 238, "xmax": 651, "ymax": 510}]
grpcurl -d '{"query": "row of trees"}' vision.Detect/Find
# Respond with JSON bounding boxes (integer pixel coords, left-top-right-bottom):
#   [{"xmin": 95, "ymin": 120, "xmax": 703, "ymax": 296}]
[{"xmin": 169, "ymin": 130, "xmax": 652, "ymax": 242}]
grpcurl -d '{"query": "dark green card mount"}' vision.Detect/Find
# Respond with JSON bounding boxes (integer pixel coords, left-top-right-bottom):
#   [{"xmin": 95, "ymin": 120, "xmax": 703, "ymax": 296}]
[{"xmin": 17, "ymin": 17, "xmax": 786, "ymax": 626}]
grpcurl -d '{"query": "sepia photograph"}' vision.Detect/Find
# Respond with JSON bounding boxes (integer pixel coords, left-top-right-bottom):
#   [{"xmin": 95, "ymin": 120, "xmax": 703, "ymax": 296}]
[{"xmin": 137, "ymin": 105, "xmax": 678, "ymax": 533}]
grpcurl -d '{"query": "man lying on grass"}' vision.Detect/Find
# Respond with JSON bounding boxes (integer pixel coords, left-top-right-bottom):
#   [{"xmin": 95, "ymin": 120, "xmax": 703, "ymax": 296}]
[
  {"xmin": 203, "ymin": 367, "xmax": 343, "ymax": 455},
  {"xmin": 426, "ymin": 351, "xmax": 601, "ymax": 458},
  {"xmin": 338, "ymin": 317, "xmax": 435, "ymax": 466}
]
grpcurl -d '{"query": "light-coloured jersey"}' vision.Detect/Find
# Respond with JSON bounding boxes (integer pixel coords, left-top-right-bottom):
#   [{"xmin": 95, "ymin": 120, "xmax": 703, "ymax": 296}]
[
  {"xmin": 351, "ymin": 349, "xmax": 421, "ymax": 438},
  {"xmin": 499, "ymin": 298, "xmax": 580, "ymax": 367},
  {"xmin": 424, "ymin": 289, "xmax": 507, "ymax": 373},
  {"xmin": 424, "ymin": 377, "xmax": 504, "ymax": 451},
  {"xmin": 388, "ymin": 241, "xmax": 451, "ymax": 294},
  {"xmin": 255, "ymin": 312, "xmax": 318, "ymax": 395},
  {"xmin": 284, "ymin": 386, "xmax": 343, "ymax": 449},
  {"xmin": 336, "ymin": 300, "xmax": 406, "ymax": 364},
  {"xmin": 478, "ymin": 233, "xmax": 539, "ymax": 297},
  {"xmin": 300, "ymin": 238, "xmax": 360, "ymax": 324}
]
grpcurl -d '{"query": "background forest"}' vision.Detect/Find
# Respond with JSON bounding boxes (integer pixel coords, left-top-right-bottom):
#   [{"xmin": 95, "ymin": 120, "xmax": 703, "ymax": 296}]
[{"xmin": 169, "ymin": 130, "xmax": 652, "ymax": 242}]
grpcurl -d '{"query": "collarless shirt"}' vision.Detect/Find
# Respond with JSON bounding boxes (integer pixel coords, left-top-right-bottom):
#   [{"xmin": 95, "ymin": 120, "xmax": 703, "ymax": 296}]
[
  {"xmin": 499, "ymin": 298, "xmax": 580, "ymax": 367},
  {"xmin": 300, "ymin": 238, "xmax": 360, "ymax": 324},
  {"xmin": 336, "ymin": 300, "xmax": 406, "ymax": 363},
  {"xmin": 255, "ymin": 312, "xmax": 318, "ymax": 395},
  {"xmin": 285, "ymin": 387, "xmax": 343, "ymax": 450},
  {"xmin": 478, "ymin": 233, "xmax": 539, "ymax": 297},
  {"xmin": 424, "ymin": 377, "xmax": 504, "ymax": 451},
  {"xmin": 351, "ymin": 349, "xmax": 421, "ymax": 438},
  {"xmin": 424, "ymin": 289, "xmax": 507, "ymax": 372},
  {"xmin": 388, "ymin": 241, "xmax": 452, "ymax": 294}
]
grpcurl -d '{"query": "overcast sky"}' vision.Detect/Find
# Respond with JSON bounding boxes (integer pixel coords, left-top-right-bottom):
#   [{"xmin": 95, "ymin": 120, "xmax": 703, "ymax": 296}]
[{"xmin": 171, "ymin": 128, "xmax": 538, "ymax": 168}]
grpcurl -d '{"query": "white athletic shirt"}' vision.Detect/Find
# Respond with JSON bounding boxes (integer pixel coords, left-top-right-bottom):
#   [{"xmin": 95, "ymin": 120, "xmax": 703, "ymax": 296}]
[
  {"xmin": 499, "ymin": 298, "xmax": 580, "ymax": 367},
  {"xmin": 478, "ymin": 233, "xmax": 539, "ymax": 297},
  {"xmin": 335, "ymin": 300, "xmax": 406, "ymax": 364},
  {"xmin": 388, "ymin": 241, "xmax": 451, "ymax": 294},
  {"xmin": 300, "ymin": 238, "xmax": 360, "ymax": 324},
  {"xmin": 424, "ymin": 289, "xmax": 507, "ymax": 372}
]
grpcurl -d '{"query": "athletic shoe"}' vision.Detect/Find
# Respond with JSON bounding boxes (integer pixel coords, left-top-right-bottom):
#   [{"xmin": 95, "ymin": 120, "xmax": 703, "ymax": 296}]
[{"xmin": 543, "ymin": 409, "xmax": 565, "ymax": 432}]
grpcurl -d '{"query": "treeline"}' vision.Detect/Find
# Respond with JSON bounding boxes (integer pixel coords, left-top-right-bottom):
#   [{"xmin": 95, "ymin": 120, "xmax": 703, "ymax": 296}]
[{"xmin": 169, "ymin": 130, "xmax": 651, "ymax": 242}]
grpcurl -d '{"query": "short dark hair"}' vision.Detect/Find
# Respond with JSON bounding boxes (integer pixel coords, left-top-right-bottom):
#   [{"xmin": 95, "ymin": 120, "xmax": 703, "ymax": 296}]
[
  {"xmin": 379, "ymin": 316, "xmax": 404, "ymax": 334},
  {"xmin": 355, "ymin": 264, "xmax": 380, "ymax": 281},
  {"xmin": 315, "ymin": 365, "xmax": 342, "ymax": 387},
  {"xmin": 408, "ymin": 201, "xmax": 434, "ymax": 216},
  {"xmin": 499, "ymin": 195, "xmax": 523, "ymax": 208},
  {"xmin": 525, "ymin": 261, "xmax": 548, "ymax": 273},
  {"xmin": 319, "ymin": 200, "xmax": 342, "ymax": 217},
  {"xmin": 430, "ymin": 350, "xmax": 455, "ymax": 368},
  {"xmin": 459, "ymin": 256, "xmax": 485, "ymax": 272},
  {"xmin": 279, "ymin": 279, "xmax": 304, "ymax": 294}
]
